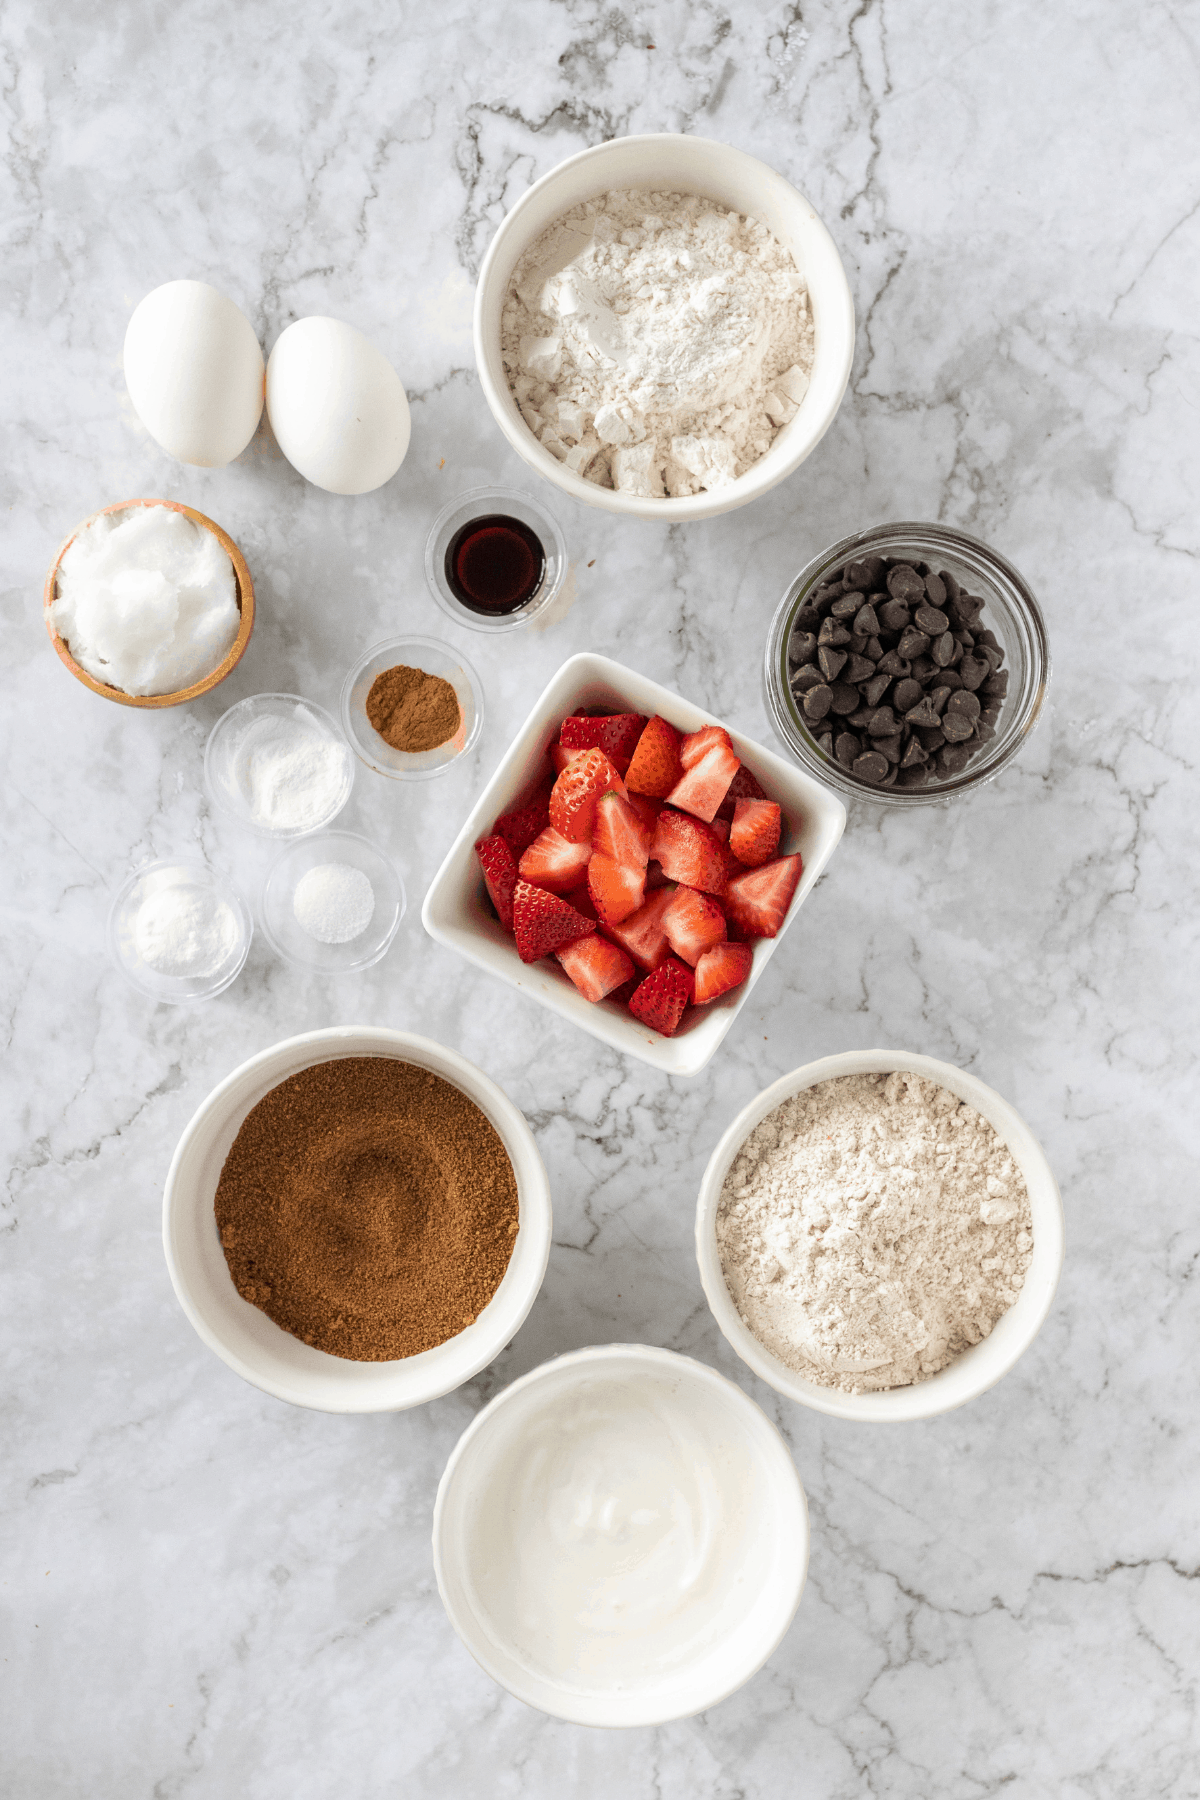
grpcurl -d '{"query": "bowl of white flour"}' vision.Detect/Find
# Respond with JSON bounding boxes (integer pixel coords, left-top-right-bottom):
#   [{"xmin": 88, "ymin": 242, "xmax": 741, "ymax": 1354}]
[
  {"xmin": 474, "ymin": 134, "xmax": 855, "ymax": 521},
  {"xmin": 695, "ymin": 1050, "xmax": 1064, "ymax": 1421}
]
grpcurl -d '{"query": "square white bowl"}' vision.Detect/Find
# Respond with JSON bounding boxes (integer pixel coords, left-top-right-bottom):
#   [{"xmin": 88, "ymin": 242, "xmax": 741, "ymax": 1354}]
[{"xmin": 421, "ymin": 653, "xmax": 847, "ymax": 1076}]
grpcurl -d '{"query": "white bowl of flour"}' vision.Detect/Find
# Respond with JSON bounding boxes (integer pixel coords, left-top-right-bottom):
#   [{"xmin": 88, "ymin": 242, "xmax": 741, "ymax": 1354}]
[
  {"xmin": 474, "ymin": 134, "xmax": 855, "ymax": 521},
  {"xmin": 695, "ymin": 1050, "xmax": 1064, "ymax": 1422}
]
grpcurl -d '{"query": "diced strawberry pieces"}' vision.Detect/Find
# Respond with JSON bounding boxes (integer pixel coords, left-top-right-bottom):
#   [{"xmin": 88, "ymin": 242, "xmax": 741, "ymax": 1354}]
[
  {"xmin": 650, "ymin": 809, "xmax": 729, "ymax": 896},
  {"xmin": 518, "ymin": 827, "xmax": 592, "ymax": 895},
  {"xmin": 692, "ymin": 941, "xmax": 754, "ymax": 1004},
  {"xmin": 549, "ymin": 748, "xmax": 627, "ymax": 843},
  {"xmin": 559, "ymin": 712, "xmax": 646, "ymax": 773},
  {"xmin": 601, "ymin": 885, "xmax": 675, "ymax": 971},
  {"xmin": 729, "ymin": 797, "xmax": 782, "ymax": 868},
  {"xmin": 723, "ymin": 854, "xmax": 803, "ymax": 940},
  {"xmin": 592, "ymin": 789, "xmax": 651, "ymax": 870},
  {"xmin": 716, "ymin": 762, "xmax": 768, "ymax": 821},
  {"xmin": 624, "ymin": 715, "xmax": 683, "ymax": 798},
  {"xmin": 661, "ymin": 885, "xmax": 728, "ymax": 967},
  {"xmin": 563, "ymin": 884, "xmax": 598, "ymax": 922},
  {"xmin": 627, "ymin": 955, "xmax": 694, "ymax": 1038},
  {"xmin": 550, "ymin": 741, "xmax": 585, "ymax": 775},
  {"xmin": 644, "ymin": 859, "xmax": 671, "ymax": 890},
  {"xmin": 494, "ymin": 787, "xmax": 551, "ymax": 856},
  {"xmin": 512, "ymin": 880, "xmax": 595, "ymax": 964},
  {"xmin": 625, "ymin": 790, "xmax": 662, "ymax": 836},
  {"xmin": 556, "ymin": 932, "xmax": 636, "ymax": 1002},
  {"xmin": 587, "ymin": 853, "xmax": 645, "ymax": 926},
  {"xmin": 475, "ymin": 834, "xmax": 518, "ymax": 931},
  {"xmin": 679, "ymin": 724, "xmax": 733, "ymax": 771},
  {"xmin": 709, "ymin": 815, "xmax": 729, "ymax": 843},
  {"xmin": 666, "ymin": 742, "xmax": 741, "ymax": 823}
]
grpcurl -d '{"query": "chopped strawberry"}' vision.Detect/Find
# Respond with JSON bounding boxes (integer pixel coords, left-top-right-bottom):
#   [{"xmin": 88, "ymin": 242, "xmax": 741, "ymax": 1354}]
[
  {"xmin": 549, "ymin": 748, "xmax": 626, "ymax": 843},
  {"xmin": 729, "ymin": 798, "xmax": 782, "ymax": 868},
  {"xmin": 624, "ymin": 715, "xmax": 683, "ymax": 798},
  {"xmin": 559, "ymin": 712, "xmax": 646, "ymax": 773},
  {"xmin": 494, "ymin": 787, "xmax": 551, "ymax": 856},
  {"xmin": 644, "ymin": 858, "xmax": 671, "ymax": 890},
  {"xmin": 628, "ymin": 955, "xmax": 694, "ymax": 1037},
  {"xmin": 587, "ymin": 853, "xmax": 645, "ymax": 926},
  {"xmin": 661, "ymin": 885, "xmax": 727, "ymax": 967},
  {"xmin": 666, "ymin": 742, "xmax": 740, "ymax": 823},
  {"xmin": 593, "ymin": 789, "xmax": 651, "ymax": 870},
  {"xmin": 625, "ymin": 790, "xmax": 662, "ymax": 836},
  {"xmin": 724, "ymin": 854, "xmax": 803, "ymax": 940},
  {"xmin": 556, "ymin": 933, "xmax": 635, "ymax": 1003},
  {"xmin": 651, "ymin": 809, "xmax": 729, "ymax": 895},
  {"xmin": 512, "ymin": 880, "xmax": 595, "ymax": 964},
  {"xmin": 563, "ymin": 884, "xmax": 598, "ymax": 922},
  {"xmin": 475, "ymin": 834, "xmax": 518, "ymax": 931},
  {"xmin": 716, "ymin": 763, "xmax": 768, "ymax": 822},
  {"xmin": 679, "ymin": 724, "xmax": 733, "ymax": 771},
  {"xmin": 709, "ymin": 815, "xmax": 730, "ymax": 843},
  {"xmin": 692, "ymin": 941, "xmax": 753, "ymax": 1004},
  {"xmin": 601, "ymin": 886, "xmax": 675, "ymax": 971},
  {"xmin": 518, "ymin": 827, "xmax": 592, "ymax": 895},
  {"xmin": 550, "ymin": 741, "xmax": 585, "ymax": 775}
]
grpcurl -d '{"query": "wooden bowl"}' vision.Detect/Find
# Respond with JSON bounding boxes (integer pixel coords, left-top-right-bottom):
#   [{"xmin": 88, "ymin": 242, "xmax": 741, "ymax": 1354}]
[{"xmin": 43, "ymin": 497, "xmax": 255, "ymax": 709}]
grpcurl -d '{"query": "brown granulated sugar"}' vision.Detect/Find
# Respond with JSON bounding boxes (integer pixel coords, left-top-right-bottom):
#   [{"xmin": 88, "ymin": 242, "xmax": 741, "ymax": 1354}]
[
  {"xmin": 365, "ymin": 663, "xmax": 461, "ymax": 753},
  {"xmin": 214, "ymin": 1057, "xmax": 519, "ymax": 1361}
]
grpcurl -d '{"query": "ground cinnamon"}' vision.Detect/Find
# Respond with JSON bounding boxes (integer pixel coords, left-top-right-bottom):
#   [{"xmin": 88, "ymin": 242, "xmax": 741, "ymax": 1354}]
[
  {"xmin": 365, "ymin": 663, "xmax": 461, "ymax": 752},
  {"xmin": 214, "ymin": 1057, "xmax": 519, "ymax": 1361}
]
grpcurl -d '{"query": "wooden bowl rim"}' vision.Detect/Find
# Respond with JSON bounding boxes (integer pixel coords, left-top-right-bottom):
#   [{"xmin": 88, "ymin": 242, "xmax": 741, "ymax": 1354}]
[{"xmin": 43, "ymin": 497, "xmax": 256, "ymax": 710}]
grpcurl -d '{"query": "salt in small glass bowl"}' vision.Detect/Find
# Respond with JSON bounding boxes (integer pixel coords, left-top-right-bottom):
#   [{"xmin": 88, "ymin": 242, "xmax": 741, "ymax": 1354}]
[
  {"xmin": 204, "ymin": 693, "xmax": 354, "ymax": 837},
  {"xmin": 340, "ymin": 635, "xmax": 484, "ymax": 781},
  {"xmin": 424, "ymin": 486, "xmax": 568, "ymax": 633},
  {"xmin": 107, "ymin": 858, "xmax": 252, "ymax": 1003},
  {"xmin": 260, "ymin": 830, "xmax": 405, "ymax": 973}
]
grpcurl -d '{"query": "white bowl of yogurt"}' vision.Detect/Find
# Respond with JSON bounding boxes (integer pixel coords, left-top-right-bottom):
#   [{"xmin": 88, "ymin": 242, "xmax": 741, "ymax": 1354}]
[{"xmin": 433, "ymin": 1343, "xmax": 809, "ymax": 1726}]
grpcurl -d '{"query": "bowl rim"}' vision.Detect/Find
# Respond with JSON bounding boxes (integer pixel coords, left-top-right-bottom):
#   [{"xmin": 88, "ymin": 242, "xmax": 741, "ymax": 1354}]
[
  {"xmin": 339, "ymin": 632, "xmax": 486, "ymax": 779},
  {"xmin": 43, "ymin": 497, "xmax": 255, "ymax": 708},
  {"xmin": 161, "ymin": 1026, "xmax": 553, "ymax": 1412},
  {"xmin": 259, "ymin": 828, "xmax": 406, "ymax": 971},
  {"xmin": 472, "ymin": 131, "xmax": 856, "ymax": 522},
  {"xmin": 432, "ymin": 1340, "xmax": 809, "ymax": 1726},
  {"xmin": 695, "ymin": 1048, "xmax": 1065, "ymax": 1421}
]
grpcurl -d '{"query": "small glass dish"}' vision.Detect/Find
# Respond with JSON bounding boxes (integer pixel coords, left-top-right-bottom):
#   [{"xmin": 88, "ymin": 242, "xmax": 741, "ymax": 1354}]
[
  {"xmin": 340, "ymin": 635, "xmax": 484, "ymax": 781},
  {"xmin": 107, "ymin": 859, "xmax": 252, "ymax": 1003},
  {"xmin": 260, "ymin": 830, "xmax": 405, "ymax": 972},
  {"xmin": 424, "ymin": 486, "xmax": 568, "ymax": 633},
  {"xmin": 204, "ymin": 692, "xmax": 354, "ymax": 837},
  {"xmin": 763, "ymin": 522, "xmax": 1050, "ymax": 806}
]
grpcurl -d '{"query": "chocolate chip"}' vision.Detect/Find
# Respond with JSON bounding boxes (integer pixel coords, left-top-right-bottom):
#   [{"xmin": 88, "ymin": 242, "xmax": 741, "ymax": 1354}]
[
  {"xmin": 795, "ymin": 605, "xmax": 821, "ymax": 635},
  {"xmin": 904, "ymin": 698, "xmax": 941, "ymax": 729},
  {"xmin": 931, "ymin": 631, "xmax": 956, "ymax": 667},
  {"xmin": 845, "ymin": 654, "xmax": 876, "ymax": 683},
  {"xmin": 878, "ymin": 599, "xmax": 911, "ymax": 632},
  {"xmin": 937, "ymin": 667, "xmax": 963, "ymax": 690},
  {"xmin": 939, "ymin": 568, "xmax": 961, "ymax": 603},
  {"xmin": 957, "ymin": 655, "xmax": 987, "ymax": 691},
  {"xmin": 914, "ymin": 604, "xmax": 949, "ymax": 635},
  {"xmin": 914, "ymin": 725, "xmax": 946, "ymax": 752},
  {"xmin": 974, "ymin": 719, "xmax": 996, "ymax": 743},
  {"xmin": 852, "ymin": 750, "xmax": 889, "ymax": 783},
  {"xmin": 957, "ymin": 594, "xmax": 985, "ymax": 626},
  {"xmin": 863, "ymin": 673, "xmax": 892, "ymax": 708},
  {"xmin": 981, "ymin": 702, "xmax": 1002, "ymax": 726},
  {"xmin": 846, "ymin": 556, "xmax": 885, "ymax": 589},
  {"xmin": 877, "ymin": 651, "xmax": 912, "ymax": 679},
  {"xmin": 980, "ymin": 670, "xmax": 1009, "ymax": 697},
  {"xmin": 847, "ymin": 708, "xmax": 875, "ymax": 731},
  {"xmin": 829, "ymin": 682, "xmax": 860, "ymax": 715},
  {"xmin": 819, "ymin": 646, "xmax": 848, "ymax": 681},
  {"xmin": 788, "ymin": 631, "xmax": 818, "ymax": 666},
  {"xmin": 880, "ymin": 732, "xmax": 904, "ymax": 763},
  {"xmin": 911, "ymin": 655, "xmax": 937, "ymax": 683},
  {"xmin": 864, "ymin": 637, "xmax": 884, "ymax": 661},
  {"xmin": 975, "ymin": 626, "xmax": 1001, "ymax": 650},
  {"xmin": 897, "ymin": 628, "xmax": 930, "ymax": 661},
  {"xmin": 791, "ymin": 663, "xmax": 825, "ymax": 694},
  {"xmin": 938, "ymin": 743, "xmax": 971, "ymax": 774},
  {"xmin": 815, "ymin": 729, "xmax": 835, "ymax": 757},
  {"xmin": 900, "ymin": 736, "xmax": 928, "ymax": 768},
  {"xmin": 866, "ymin": 706, "xmax": 899, "ymax": 737},
  {"xmin": 897, "ymin": 764, "xmax": 929, "ymax": 787},
  {"xmin": 923, "ymin": 572, "xmax": 946, "ymax": 606},
  {"xmin": 887, "ymin": 565, "xmax": 925, "ymax": 600},
  {"xmin": 879, "ymin": 763, "xmax": 900, "ymax": 787},
  {"xmin": 818, "ymin": 617, "xmax": 852, "ymax": 647},
  {"xmin": 941, "ymin": 712, "xmax": 974, "ymax": 743},
  {"xmin": 803, "ymin": 684, "xmax": 833, "ymax": 720},
  {"xmin": 946, "ymin": 690, "xmax": 981, "ymax": 722},
  {"xmin": 892, "ymin": 678, "xmax": 922, "ymax": 715},
  {"xmin": 928, "ymin": 686, "xmax": 952, "ymax": 716},
  {"xmin": 831, "ymin": 593, "xmax": 863, "ymax": 620},
  {"xmin": 835, "ymin": 731, "xmax": 860, "ymax": 766},
  {"xmin": 852, "ymin": 602, "xmax": 880, "ymax": 638},
  {"xmin": 982, "ymin": 644, "xmax": 1005, "ymax": 673}
]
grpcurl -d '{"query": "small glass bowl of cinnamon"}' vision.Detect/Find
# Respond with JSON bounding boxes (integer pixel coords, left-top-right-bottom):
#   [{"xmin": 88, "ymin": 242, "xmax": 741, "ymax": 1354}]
[{"xmin": 340, "ymin": 635, "xmax": 484, "ymax": 780}]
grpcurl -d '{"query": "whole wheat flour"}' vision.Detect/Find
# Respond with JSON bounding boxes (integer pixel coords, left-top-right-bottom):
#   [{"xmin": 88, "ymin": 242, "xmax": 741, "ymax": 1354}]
[
  {"xmin": 500, "ymin": 188, "xmax": 815, "ymax": 498},
  {"xmin": 716, "ymin": 1072, "xmax": 1033, "ymax": 1394}
]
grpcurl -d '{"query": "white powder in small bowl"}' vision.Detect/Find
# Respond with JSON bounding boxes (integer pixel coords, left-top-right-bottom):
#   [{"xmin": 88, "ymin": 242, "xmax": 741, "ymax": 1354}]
[
  {"xmin": 292, "ymin": 863, "xmax": 375, "ymax": 944},
  {"xmin": 135, "ymin": 884, "xmax": 240, "ymax": 978},
  {"xmin": 227, "ymin": 704, "xmax": 352, "ymax": 834}
]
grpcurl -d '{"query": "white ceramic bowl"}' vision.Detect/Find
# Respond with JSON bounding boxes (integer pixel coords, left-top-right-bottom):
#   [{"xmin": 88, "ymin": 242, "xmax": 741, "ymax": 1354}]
[
  {"xmin": 162, "ymin": 1027, "xmax": 552, "ymax": 1413},
  {"xmin": 433, "ymin": 1343, "xmax": 809, "ymax": 1726},
  {"xmin": 473, "ymin": 133, "xmax": 855, "ymax": 521},
  {"xmin": 695, "ymin": 1050, "xmax": 1065, "ymax": 1422},
  {"xmin": 421, "ymin": 652, "xmax": 847, "ymax": 1077}
]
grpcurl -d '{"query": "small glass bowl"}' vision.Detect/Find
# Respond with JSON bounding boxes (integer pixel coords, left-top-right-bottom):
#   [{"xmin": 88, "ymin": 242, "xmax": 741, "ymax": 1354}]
[
  {"xmin": 204, "ymin": 693, "xmax": 354, "ymax": 837},
  {"xmin": 107, "ymin": 859, "xmax": 252, "ymax": 1003},
  {"xmin": 763, "ymin": 522, "xmax": 1050, "ymax": 806},
  {"xmin": 424, "ymin": 486, "xmax": 568, "ymax": 633},
  {"xmin": 340, "ymin": 635, "xmax": 484, "ymax": 780},
  {"xmin": 260, "ymin": 830, "xmax": 405, "ymax": 972}
]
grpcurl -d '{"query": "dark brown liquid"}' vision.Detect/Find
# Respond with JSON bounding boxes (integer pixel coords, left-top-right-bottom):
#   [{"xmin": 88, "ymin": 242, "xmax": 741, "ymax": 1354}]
[{"xmin": 445, "ymin": 514, "xmax": 545, "ymax": 616}]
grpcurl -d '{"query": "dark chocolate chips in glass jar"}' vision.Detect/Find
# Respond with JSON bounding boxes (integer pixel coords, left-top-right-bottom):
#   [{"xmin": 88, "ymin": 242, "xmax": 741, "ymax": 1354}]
[{"xmin": 787, "ymin": 555, "xmax": 1009, "ymax": 788}]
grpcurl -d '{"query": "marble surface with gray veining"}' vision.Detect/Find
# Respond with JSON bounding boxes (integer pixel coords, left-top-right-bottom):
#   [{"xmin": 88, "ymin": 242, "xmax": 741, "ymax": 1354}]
[{"xmin": 2, "ymin": 2, "xmax": 1197, "ymax": 1794}]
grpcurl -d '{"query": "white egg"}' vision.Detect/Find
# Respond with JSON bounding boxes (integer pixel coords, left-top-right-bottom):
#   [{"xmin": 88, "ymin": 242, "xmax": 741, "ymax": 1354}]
[
  {"xmin": 123, "ymin": 280, "xmax": 264, "ymax": 467},
  {"xmin": 265, "ymin": 317, "xmax": 411, "ymax": 495}
]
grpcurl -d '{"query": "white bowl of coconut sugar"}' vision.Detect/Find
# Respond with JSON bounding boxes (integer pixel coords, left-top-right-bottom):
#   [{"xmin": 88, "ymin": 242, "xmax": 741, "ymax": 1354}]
[
  {"xmin": 695, "ymin": 1050, "xmax": 1065, "ymax": 1422},
  {"xmin": 473, "ymin": 133, "xmax": 855, "ymax": 522}
]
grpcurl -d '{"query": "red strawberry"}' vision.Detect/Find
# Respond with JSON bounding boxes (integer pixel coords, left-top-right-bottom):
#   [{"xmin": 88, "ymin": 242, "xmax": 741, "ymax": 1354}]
[
  {"xmin": 475, "ymin": 834, "xmax": 518, "ymax": 931},
  {"xmin": 679, "ymin": 724, "xmax": 733, "ymax": 770},
  {"xmin": 556, "ymin": 933, "xmax": 635, "ymax": 1002},
  {"xmin": 601, "ymin": 885, "xmax": 675, "ymax": 971},
  {"xmin": 625, "ymin": 715, "xmax": 683, "ymax": 798},
  {"xmin": 716, "ymin": 763, "xmax": 768, "ymax": 823},
  {"xmin": 494, "ymin": 784, "xmax": 552, "ymax": 856},
  {"xmin": 627, "ymin": 955, "xmax": 694, "ymax": 1037},
  {"xmin": 661, "ymin": 885, "xmax": 728, "ymax": 967},
  {"xmin": 518, "ymin": 827, "xmax": 592, "ymax": 895},
  {"xmin": 587, "ymin": 853, "xmax": 645, "ymax": 926},
  {"xmin": 692, "ymin": 941, "xmax": 753, "ymax": 1004},
  {"xmin": 593, "ymin": 789, "xmax": 651, "ymax": 870},
  {"xmin": 512, "ymin": 880, "xmax": 595, "ymax": 963},
  {"xmin": 625, "ymin": 790, "xmax": 661, "ymax": 837},
  {"xmin": 723, "ymin": 854, "xmax": 803, "ymax": 939},
  {"xmin": 729, "ymin": 798, "xmax": 782, "ymax": 867},
  {"xmin": 563, "ymin": 884, "xmax": 599, "ymax": 922},
  {"xmin": 550, "ymin": 741, "xmax": 585, "ymax": 775},
  {"xmin": 650, "ymin": 809, "xmax": 729, "ymax": 896},
  {"xmin": 549, "ymin": 748, "xmax": 626, "ymax": 843},
  {"xmin": 644, "ymin": 859, "xmax": 671, "ymax": 890},
  {"xmin": 709, "ymin": 815, "xmax": 730, "ymax": 843},
  {"xmin": 666, "ymin": 742, "xmax": 741, "ymax": 823},
  {"xmin": 559, "ymin": 712, "xmax": 646, "ymax": 773}
]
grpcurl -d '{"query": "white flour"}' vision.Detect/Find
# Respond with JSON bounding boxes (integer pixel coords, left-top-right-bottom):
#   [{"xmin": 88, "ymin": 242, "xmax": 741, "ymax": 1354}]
[
  {"xmin": 501, "ymin": 189, "xmax": 814, "ymax": 498},
  {"xmin": 716, "ymin": 1073, "xmax": 1033, "ymax": 1394}
]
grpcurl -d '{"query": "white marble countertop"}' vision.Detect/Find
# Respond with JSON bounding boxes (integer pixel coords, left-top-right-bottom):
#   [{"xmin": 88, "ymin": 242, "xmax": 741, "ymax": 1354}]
[{"xmin": 3, "ymin": 2, "xmax": 1197, "ymax": 1793}]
